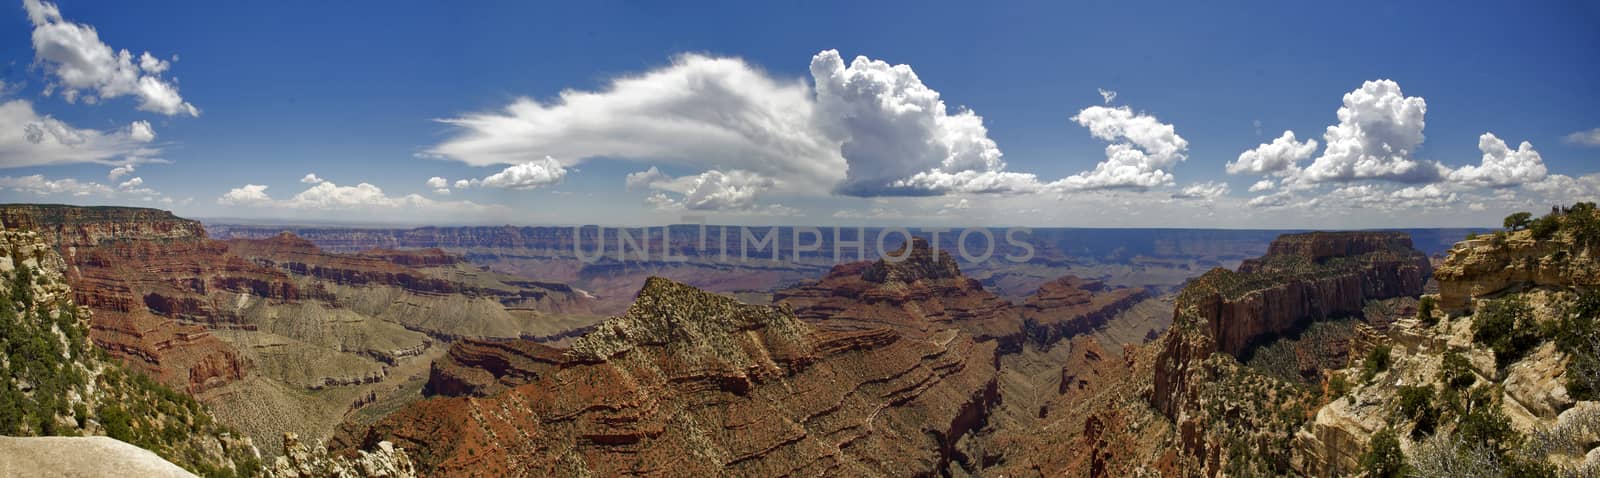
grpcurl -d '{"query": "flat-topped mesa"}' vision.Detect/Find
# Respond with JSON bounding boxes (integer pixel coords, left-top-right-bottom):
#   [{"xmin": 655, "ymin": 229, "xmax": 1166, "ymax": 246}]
[
  {"xmin": 357, "ymin": 247, "xmax": 463, "ymax": 267},
  {"xmin": 1257, "ymin": 231, "xmax": 1418, "ymax": 264},
  {"xmin": 0, "ymin": 205, "xmax": 249, "ymax": 393},
  {"xmin": 1152, "ymin": 231, "xmax": 1428, "ymax": 420},
  {"xmin": 342, "ymin": 277, "xmax": 999, "ymax": 476},
  {"xmin": 1174, "ymin": 231, "xmax": 1429, "ymax": 358},
  {"xmin": 0, "ymin": 204, "xmax": 206, "ymax": 245}
]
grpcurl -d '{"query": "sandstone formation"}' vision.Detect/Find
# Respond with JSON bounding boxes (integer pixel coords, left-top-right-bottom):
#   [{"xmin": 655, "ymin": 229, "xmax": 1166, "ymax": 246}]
[
  {"xmin": 1435, "ymin": 217, "xmax": 1600, "ymax": 313},
  {"xmin": 337, "ymin": 277, "xmax": 999, "ymax": 476}
]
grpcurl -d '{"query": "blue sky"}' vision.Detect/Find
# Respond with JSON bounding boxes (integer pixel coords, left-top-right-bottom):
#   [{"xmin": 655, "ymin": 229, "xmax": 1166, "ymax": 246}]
[{"xmin": 1, "ymin": 0, "xmax": 1596, "ymax": 227}]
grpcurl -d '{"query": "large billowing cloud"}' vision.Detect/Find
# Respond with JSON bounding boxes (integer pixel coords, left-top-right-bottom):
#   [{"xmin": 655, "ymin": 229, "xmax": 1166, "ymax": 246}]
[
  {"xmin": 1056, "ymin": 106, "xmax": 1189, "ymax": 190},
  {"xmin": 425, "ymin": 53, "xmax": 843, "ymax": 192},
  {"xmin": 428, "ymin": 50, "xmax": 1057, "ymax": 205},
  {"xmin": 0, "ymin": 99, "xmax": 162, "ymax": 168},
  {"xmin": 1227, "ymin": 130, "xmax": 1317, "ymax": 176},
  {"xmin": 24, "ymin": 0, "xmax": 199, "ymax": 116},
  {"xmin": 1448, "ymin": 133, "xmax": 1547, "ymax": 187},
  {"xmin": 809, "ymin": 50, "xmax": 1016, "ymax": 196},
  {"xmin": 1299, "ymin": 80, "xmax": 1441, "ymax": 183}
]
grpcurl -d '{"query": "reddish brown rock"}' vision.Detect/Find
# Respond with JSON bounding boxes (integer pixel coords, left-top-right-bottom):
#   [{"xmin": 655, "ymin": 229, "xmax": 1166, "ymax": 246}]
[
  {"xmin": 0, "ymin": 205, "xmax": 252, "ymax": 393},
  {"xmin": 336, "ymin": 277, "xmax": 1000, "ymax": 476},
  {"xmin": 1021, "ymin": 276, "xmax": 1149, "ymax": 346},
  {"xmin": 424, "ymin": 338, "xmax": 566, "ymax": 397},
  {"xmin": 774, "ymin": 238, "xmax": 1020, "ymax": 343}
]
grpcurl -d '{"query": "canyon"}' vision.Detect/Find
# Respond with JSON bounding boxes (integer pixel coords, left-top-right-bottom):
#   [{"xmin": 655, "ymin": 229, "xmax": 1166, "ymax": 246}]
[{"xmin": 14, "ymin": 203, "xmax": 1587, "ymax": 477}]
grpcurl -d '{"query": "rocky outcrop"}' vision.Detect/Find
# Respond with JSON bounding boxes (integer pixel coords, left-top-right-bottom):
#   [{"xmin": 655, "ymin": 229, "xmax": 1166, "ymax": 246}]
[
  {"xmin": 424, "ymin": 339, "xmax": 565, "ymax": 397},
  {"xmin": 268, "ymin": 432, "xmax": 415, "ymax": 478},
  {"xmin": 336, "ymin": 277, "xmax": 1000, "ymax": 477},
  {"xmin": 1152, "ymin": 232, "xmax": 1425, "ymax": 425},
  {"xmin": 1435, "ymin": 227, "xmax": 1600, "ymax": 313},
  {"xmin": 0, "ymin": 220, "xmax": 264, "ymax": 476}
]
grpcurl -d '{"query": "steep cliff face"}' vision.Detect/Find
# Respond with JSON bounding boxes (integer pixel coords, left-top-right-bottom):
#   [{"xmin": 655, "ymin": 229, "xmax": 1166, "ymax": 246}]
[
  {"xmin": 1149, "ymin": 232, "xmax": 1427, "ymax": 458},
  {"xmin": 0, "ymin": 205, "xmax": 251, "ymax": 393},
  {"xmin": 0, "ymin": 218, "xmax": 264, "ymax": 476},
  {"xmin": 338, "ymin": 277, "xmax": 1000, "ymax": 476},
  {"xmin": 1171, "ymin": 231, "xmax": 1430, "ymax": 359}
]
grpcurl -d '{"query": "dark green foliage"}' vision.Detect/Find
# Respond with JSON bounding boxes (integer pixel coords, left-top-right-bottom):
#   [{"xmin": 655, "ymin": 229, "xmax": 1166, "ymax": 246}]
[
  {"xmin": 1327, "ymin": 373, "xmax": 1351, "ymax": 399},
  {"xmin": 1438, "ymin": 351, "xmax": 1477, "ymax": 391},
  {"xmin": 1529, "ymin": 216, "xmax": 1559, "ymax": 240},
  {"xmin": 1503, "ymin": 212, "xmax": 1532, "ymax": 231},
  {"xmin": 1417, "ymin": 296, "xmax": 1438, "ymax": 326},
  {"xmin": 1472, "ymin": 296, "xmax": 1542, "ymax": 368},
  {"xmin": 1459, "ymin": 406, "xmax": 1519, "ymax": 456},
  {"xmin": 1396, "ymin": 385, "xmax": 1438, "ymax": 438},
  {"xmin": 1361, "ymin": 344, "xmax": 1392, "ymax": 383},
  {"xmin": 1361, "ymin": 428, "xmax": 1407, "ymax": 478},
  {"xmin": 1551, "ymin": 290, "xmax": 1600, "ymax": 400}
]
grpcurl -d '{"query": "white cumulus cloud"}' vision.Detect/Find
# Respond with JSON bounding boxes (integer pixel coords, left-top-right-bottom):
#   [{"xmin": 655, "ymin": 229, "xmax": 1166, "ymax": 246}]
[
  {"xmin": 1170, "ymin": 181, "xmax": 1229, "ymax": 200},
  {"xmin": 1447, "ymin": 133, "xmax": 1546, "ymax": 187},
  {"xmin": 24, "ymin": 0, "xmax": 199, "ymax": 116},
  {"xmin": 479, "ymin": 156, "xmax": 567, "ymax": 190},
  {"xmin": 217, "ymin": 184, "xmax": 271, "ymax": 206},
  {"xmin": 425, "ymin": 53, "xmax": 841, "ymax": 192},
  {"xmin": 1300, "ymin": 79, "xmax": 1441, "ymax": 183},
  {"xmin": 1056, "ymin": 105, "xmax": 1189, "ymax": 190},
  {"xmin": 300, "ymin": 173, "xmax": 325, "ymax": 184},
  {"xmin": 1227, "ymin": 130, "xmax": 1317, "ymax": 176},
  {"xmin": 0, "ymin": 99, "xmax": 162, "ymax": 168}
]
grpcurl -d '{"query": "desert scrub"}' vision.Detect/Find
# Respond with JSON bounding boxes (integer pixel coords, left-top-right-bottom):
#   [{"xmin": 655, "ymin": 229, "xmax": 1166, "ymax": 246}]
[
  {"xmin": 1471, "ymin": 296, "xmax": 1541, "ymax": 368},
  {"xmin": 1361, "ymin": 344, "xmax": 1393, "ymax": 383}
]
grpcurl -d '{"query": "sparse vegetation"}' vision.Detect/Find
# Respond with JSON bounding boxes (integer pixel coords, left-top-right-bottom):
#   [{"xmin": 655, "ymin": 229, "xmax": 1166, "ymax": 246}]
[
  {"xmin": 1437, "ymin": 351, "xmax": 1476, "ymax": 391},
  {"xmin": 1550, "ymin": 290, "xmax": 1600, "ymax": 401},
  {"xmin": 1361, "ymin": 344, "xmax": 1393, "ymax": 383},
  {"xmin": 1503, "ymin": 212, "xmax": 1532, "ymax": 231},
  {"xmin": 1471, "ymin": 296, "xmax": 1541, "ymax": 368},
  {"xmin": 1395, "ymin": 385, "xmax": 1438, "ymax": 439},
  {"xmin": 1361, "ymin": 427, "xmax": 1407, "ymax": 478}
]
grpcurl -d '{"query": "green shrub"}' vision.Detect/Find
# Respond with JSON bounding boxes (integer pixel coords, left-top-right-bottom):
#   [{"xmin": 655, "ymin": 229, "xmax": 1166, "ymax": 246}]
[
  {"xmin": 1438, "ymin": 351, "xmax": 1477, "ymax": 391},
  {"xmin": 1529, "ymin": 216, "xmax": 1559, "ymax": 240},
  {"xmin": 1503, "ymin": 212, "xmax": 1532, "ymax": 231},
  {"xmin": 1361, "ymin": 427, "xmax": 1408, "ymax": 478},
  {"xmin": 1472, "ymin": 296, "xmax": 1542, "ymax": 368},
  {"xmin": 1459, "ymin": 406, "xmax": 1518, "ymax": 456},
  {"xmin": 1396, "ymin": 385, "xmax": 1439, "ymax": 438},
  {"xmin": 1361, "ymin": 344, "xmax": 1393, "ymax": 383}
]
